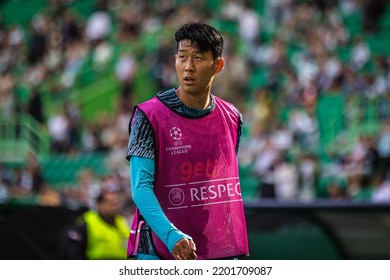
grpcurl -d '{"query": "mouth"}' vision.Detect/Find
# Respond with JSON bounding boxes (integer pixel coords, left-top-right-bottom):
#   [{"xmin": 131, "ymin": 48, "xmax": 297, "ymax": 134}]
[{"xmin": 183, "ymin": 76, "xmax": 195, "ymax": 84}]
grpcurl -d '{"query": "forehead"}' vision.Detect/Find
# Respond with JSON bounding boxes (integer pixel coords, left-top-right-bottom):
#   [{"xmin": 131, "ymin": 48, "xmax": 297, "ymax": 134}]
[
  {"xmin": 177, "ymin": 39, "xmax": 203, "ymax": 53},
  {"xmin": 102, "ymin": 193, "xmax": 119, "ymax": 203}
]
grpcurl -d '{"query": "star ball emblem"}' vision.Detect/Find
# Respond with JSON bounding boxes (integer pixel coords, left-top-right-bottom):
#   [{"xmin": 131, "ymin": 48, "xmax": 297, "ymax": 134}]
[{"xmin": 170, "ymin": 127, "xmax": 182, "ymax": 141}]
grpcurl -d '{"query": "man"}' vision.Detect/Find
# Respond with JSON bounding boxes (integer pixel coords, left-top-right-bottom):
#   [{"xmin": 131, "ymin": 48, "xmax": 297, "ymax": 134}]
[
  {"xmin": 58, "ymin": 190, "xmax": 130, "ymax": 260},
  {"xmin": 126, "ymin": 22, "xmax": 249, "ymax": 260}
]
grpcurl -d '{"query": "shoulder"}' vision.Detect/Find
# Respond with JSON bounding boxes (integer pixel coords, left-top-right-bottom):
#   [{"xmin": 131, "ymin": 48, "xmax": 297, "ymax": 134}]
[
  {"xmin": 138, "ymin": 89, "xmax": 175, "ymax": 111},
  {"xmin": 129, "ymin": 108, "xmax": 153, "ymax": 137},
  {"xmin": 214, "ymin": 96, "xmax": 240, "ymax": 112},
  {"xmin": 127, "ymin": 108, "xmax": 156, "ymax": 160},
  {"xmin": 138, "ymin": 96, "xmax": 160, "ymax": 108},
  {"xmin": 82, "ymin": 210, "xmax": 98, "ymax": 222},
  {"xmin": 214, "ymin": 96, "xmax": 242, "ymax": 120}
]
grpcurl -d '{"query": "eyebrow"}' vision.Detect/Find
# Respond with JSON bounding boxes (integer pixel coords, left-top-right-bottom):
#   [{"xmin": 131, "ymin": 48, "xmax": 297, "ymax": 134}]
[{"xmin": 177, "ymin": 49, "xmax": 203, "ymax": 54}]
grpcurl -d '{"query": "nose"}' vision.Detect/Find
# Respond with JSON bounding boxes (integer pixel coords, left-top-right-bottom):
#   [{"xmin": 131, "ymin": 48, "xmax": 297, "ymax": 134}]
[{"xmin": 184, "ymin": 58, "xmax": 195, "ymax": 71}]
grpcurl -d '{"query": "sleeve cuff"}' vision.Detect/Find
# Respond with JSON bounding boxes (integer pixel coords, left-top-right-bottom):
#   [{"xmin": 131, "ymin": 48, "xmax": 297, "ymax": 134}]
[{"xmin": 167, "ymin": 229, "xmax": 192, "ymax": 254}]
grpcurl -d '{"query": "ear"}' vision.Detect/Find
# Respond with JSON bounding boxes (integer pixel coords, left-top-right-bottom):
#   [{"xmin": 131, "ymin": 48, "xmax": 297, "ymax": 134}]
[{"xmin": 214, "ymin": 58, "xmax": 225, "ymax": 74}]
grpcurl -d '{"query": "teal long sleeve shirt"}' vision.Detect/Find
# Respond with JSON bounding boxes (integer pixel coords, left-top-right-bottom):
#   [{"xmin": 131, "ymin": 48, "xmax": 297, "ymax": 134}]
[{"xmin": 129, "ymin": 156, "xmax": 191, "ymax": 254}]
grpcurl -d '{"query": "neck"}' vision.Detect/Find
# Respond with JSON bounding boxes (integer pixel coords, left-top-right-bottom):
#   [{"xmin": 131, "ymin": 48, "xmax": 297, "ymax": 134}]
[{"xmin": 176, "ymin": 88, "xmax": 211, "ymax": 109}]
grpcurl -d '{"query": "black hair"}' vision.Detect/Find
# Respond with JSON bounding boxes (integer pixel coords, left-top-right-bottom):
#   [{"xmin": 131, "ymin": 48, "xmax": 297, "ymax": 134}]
[
  {"xmin": 96, "ymin": 191, "xmax": 106, "ymax": 204},
  {"xmin": 174, "ymin": 21, "xmax": 224, "ymax": 60}
]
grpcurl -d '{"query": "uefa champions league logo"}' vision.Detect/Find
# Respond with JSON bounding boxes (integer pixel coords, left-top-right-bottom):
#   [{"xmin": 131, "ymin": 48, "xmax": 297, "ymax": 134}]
[
  {"xmin": 166, "ymin": 126, "xmax": 191, "ymax": 155},
  {"xmin": 168, "ymin": 188, "xmax": 185, "ymax": 206},
  {"xmin": 170, "ymin": 127, "xmax": 182, "ymax": 145},
  {"xmin": 170, "ymin": 127, "xmax": 182, "ymax": 140}
]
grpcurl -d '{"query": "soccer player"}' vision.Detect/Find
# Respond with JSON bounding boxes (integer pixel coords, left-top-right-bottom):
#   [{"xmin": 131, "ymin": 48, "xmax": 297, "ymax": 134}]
[{"xmin": 126, "ymin": 22, "xmax": 249, "ymax": 260}]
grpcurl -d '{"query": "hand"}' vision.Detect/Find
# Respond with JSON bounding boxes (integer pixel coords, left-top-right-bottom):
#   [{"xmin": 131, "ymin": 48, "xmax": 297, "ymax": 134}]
[{"xmin": 172, "ymin": 238, "xmax": 197, "ymax": 260}]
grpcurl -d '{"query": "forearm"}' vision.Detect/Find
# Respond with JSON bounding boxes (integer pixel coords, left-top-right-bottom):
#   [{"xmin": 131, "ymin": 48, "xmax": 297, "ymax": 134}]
[{"xmin": 130, "ymin": 156, "xmax": 191, "ymax": 253}]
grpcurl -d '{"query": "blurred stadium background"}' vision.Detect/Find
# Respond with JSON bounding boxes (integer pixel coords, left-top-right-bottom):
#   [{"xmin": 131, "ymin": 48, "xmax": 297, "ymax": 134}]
[{"xmin": 1, "ymin": 0, "xmax": 390, "ymax": 259}]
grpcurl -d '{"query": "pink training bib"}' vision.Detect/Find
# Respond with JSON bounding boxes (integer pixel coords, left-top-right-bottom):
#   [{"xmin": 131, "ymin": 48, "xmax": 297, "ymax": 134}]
[{"xmin": 135, "ymin": 94, "xmax": 249, "ymax": 260}]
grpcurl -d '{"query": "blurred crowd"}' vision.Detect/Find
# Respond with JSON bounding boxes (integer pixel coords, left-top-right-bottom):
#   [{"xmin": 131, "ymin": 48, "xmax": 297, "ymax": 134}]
[{"xmin": 1, "ymin": 0, "xmax": 390, "ymax": 215}]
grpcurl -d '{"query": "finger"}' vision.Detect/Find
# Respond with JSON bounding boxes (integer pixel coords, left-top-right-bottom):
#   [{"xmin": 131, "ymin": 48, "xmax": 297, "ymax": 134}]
[
  {"xmin": 189, "ymin": 239, "xmax": 197, "ymax": 252},
  {"xmin": 188, "ymin": 239, "xmax": 197, "ymax": 260},
  {"xmin": 188, "ymin": 250, "xmax": 197, "ymax": 260},
  {"xmin": 172, "ymin": 238, "xmax": 197, "ymax": 260},
  {"xmin": 172, "ymin": 240, "xmax": 186, "ymax": 259},
  {"xmin": 174, "ymin": 248, "xmax": 192, "ymax": 260},
  {"xmin": 178, "ymin": 247, "xmax": 192, "ymax": 260}
]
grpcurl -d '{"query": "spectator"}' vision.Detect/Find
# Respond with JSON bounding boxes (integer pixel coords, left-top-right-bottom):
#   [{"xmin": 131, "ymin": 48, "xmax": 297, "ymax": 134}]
[
  {"xmin": 371, "ymin": 169, "xmax": 390, "ymax": 202},
  {"xmin": 1, "ymin": 0, "xmax": 390, "ymax": 206},
  {"xmin": 362, "ymin": 0, "xmax": 386, "ymax": 34},
  {"xmin": 115, "ymin": 52, "xmax": 137, "ymax": 103},
  {"xmin": 27, "ymin": 15, "xmax": 48, "ymax": 66},
  {"xmin": 85, "ymin": 9, "xmax": 112, "ymax": 49},
  {"xmin": 27, "ymin": 87, "xmax": 44, "ymax": 124},
  {"xmin": 47, "ymin": 108, "xmax": 70, "ymax": 152},
  {"xmin": 58, "ymin": 190, "xmax": 130, "ymax": 260},
  {"xmin": 273, "ymin": 153, "xmax": 298, "ymax": 200}
]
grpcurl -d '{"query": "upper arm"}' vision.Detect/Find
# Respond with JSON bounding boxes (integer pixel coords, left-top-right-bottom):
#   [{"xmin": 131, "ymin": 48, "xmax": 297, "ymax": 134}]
[{"xmin": 126, "ymin": 109, "xmax": 155, "ymax": 161}]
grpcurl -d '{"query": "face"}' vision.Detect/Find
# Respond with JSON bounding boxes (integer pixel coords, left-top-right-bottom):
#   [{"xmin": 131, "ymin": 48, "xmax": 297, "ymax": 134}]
[
  {"xmin": 175, "ymin": 39, "xmax": 224, "ymax": 97},
  {"xmin": 98, "ymin": 192, "xmax": 121, "ymax": 218}
]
